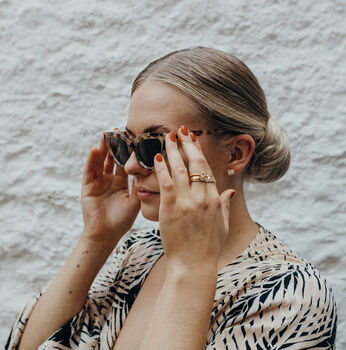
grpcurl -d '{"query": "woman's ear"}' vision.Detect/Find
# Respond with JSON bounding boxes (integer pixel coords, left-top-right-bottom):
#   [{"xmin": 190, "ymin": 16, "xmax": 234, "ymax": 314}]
[{"xmin": 226, "ymin": 134, "xmax": 255, "ymax": 175}]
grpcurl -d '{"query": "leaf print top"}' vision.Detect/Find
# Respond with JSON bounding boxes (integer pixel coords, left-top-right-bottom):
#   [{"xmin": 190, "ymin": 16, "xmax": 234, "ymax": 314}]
[{"xmin": 5, "ymin": 222, "xmax": 337, "ymax": 349}]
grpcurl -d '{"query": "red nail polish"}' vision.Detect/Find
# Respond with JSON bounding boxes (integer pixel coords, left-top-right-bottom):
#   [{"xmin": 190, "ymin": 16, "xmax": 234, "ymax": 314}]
[
  {"xmin": 181, "ymin": 125, "xmax": 189, "ymax": 136},
  {"xmin": 190, "ymin": 132, "xmax": 196, "ymax": 142},
  {"xmin": 169, "ymin": 131, "xmax": 177, "ymax": 142},
  {"xmin": 155, "ymin": 154, "xmax": 163, "ymax": 162},
  {"xmin": 230, "ymin": 191, "xmax": 237, "ymax": 200}
]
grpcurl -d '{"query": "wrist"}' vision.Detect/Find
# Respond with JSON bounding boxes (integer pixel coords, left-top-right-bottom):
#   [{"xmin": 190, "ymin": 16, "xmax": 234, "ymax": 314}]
[
  {"xmin": 81, "ymin": 228, "xmax": 121, "ymax": 250},
  {"xmin": 166, "ymin": 262, "xmax": 218, "ymax": 286},
  {"xmin": 77, "ymin": 233, "xmax": 117, "ymax": 266}
]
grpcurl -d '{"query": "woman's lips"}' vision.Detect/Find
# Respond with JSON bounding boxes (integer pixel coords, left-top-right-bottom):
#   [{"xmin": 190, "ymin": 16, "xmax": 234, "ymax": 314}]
[{"xmin": 136, "ymin": 190, "xmax": 159, "ymax": 199}]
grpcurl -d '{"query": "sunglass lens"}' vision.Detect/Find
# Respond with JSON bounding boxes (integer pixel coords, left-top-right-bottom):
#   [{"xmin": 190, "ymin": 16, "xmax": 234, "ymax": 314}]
[
  {"xmin": 110, "ymin": 138, "xmax": 130, "ymax": 165},
  {"xmin": 138, "ymin": 139, "xmax": 162, "ymax": 167}
]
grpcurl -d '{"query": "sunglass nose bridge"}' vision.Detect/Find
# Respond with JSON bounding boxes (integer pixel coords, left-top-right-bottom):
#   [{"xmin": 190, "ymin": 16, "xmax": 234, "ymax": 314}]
[{"xmin": 128, "ymin": 140, "xmax": 135, "ymax": 149}]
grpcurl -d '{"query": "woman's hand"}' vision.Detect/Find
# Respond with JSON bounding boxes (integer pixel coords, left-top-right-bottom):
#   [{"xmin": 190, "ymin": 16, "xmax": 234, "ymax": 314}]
[
  {"xmin": 81, "ymin": 130, "xmax": 141, "ymax": 245},
  {"xmin": 154, "ymin": 125, "xmax": 237, "ymax": 274}
]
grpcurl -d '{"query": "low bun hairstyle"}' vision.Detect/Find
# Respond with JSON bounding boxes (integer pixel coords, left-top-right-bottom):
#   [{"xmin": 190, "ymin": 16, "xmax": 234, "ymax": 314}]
[
  {"xmin": 131, "ymin": 47, "xmax": 290, "ymax": 183},
  {"xmin": 248, "ymin": 117, "xmax": 291, "ymax": 183}
]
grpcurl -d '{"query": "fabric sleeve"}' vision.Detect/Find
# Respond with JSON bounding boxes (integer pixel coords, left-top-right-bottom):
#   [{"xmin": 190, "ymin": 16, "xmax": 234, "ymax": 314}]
[
  {"xmin": 5, "ymin": 231, "xmax": 134, "ymax": 350},
  {"xmin": 206, "ymin": 267, "xmax": 337, "ymax": 350}
]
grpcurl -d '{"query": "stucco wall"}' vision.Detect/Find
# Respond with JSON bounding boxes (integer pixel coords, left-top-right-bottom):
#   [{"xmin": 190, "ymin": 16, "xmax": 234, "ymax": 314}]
[{"xmin": 1, "ymin": 0, "xmax": 345, "ymax": 347}]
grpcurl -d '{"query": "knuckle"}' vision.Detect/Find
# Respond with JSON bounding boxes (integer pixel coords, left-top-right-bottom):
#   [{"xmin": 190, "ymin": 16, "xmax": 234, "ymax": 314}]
[
  {"xmin": 200, "ymin": 202, "xmax": 209, "ymax": 210},
  {"xmin": 195, "ymin": 156, "xmax": 206, "ymax": 165},
  {"xmin": 179, "ymin": 202, "xmax": 193, "ymax": 214},
  {"xmin": 162, "ymin": 182, "xmax": 174, "ymax": 192},
  {"xmin": 195, "ymin": 196, "xmax": 206, "ymax": 208},
  {"xmin": 214, "ymin": 198, "xmax": 222, "ymax": 209},
  {"xmin": 176, "ymin": 167, "xmax": 188, "ymax": 176}
]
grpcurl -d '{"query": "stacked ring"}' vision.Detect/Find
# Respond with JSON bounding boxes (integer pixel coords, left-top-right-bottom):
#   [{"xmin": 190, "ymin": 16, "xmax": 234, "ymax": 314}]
[{"xmin": 189, "ymin": 171, "xmax": 216, "ymax": 184}]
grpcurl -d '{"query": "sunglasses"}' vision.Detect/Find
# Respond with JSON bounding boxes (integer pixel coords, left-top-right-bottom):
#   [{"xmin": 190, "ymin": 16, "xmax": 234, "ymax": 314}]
[{"xmin": 103, "ymin": 129, "xmax": 238, "ymax": 170}]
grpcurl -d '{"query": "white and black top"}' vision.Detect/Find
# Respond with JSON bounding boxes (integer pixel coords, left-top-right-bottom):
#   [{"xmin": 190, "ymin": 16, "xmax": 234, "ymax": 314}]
[{"xmin": 6, "ymin": 223, "xmax": 337, "ymax": 349}]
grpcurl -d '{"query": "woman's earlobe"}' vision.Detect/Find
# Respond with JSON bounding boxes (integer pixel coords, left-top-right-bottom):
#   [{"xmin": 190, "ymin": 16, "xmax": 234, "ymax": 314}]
[{"xmin": 226, "ymin": 150, "xmax": 236, "ymax": 175}]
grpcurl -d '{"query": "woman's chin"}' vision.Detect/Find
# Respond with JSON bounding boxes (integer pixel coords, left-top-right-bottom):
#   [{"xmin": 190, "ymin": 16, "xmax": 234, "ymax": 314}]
[{"xmin": 140, "ymin": 200, "xmax": 159, "ymax": 221}]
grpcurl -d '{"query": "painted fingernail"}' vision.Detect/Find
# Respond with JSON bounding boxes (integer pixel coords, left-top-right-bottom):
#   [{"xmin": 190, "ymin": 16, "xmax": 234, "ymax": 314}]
[
  {"xmin": 169, "ymin": 130, "xmax": 176, "ymax": 142},
  {"xmin": 190, "ymin": 132, "xmax": 196, "ymax": 142},
  {"xmin": 230, "ymin": 191, "xmax": 237, "ymax": 200},
  {"xmin": 155, "ymin": 153, "xmax": 163, "ymax": 162},
  {"xmin": 181, "ymin": 125, "xmax": 189, "ymax": 136}
]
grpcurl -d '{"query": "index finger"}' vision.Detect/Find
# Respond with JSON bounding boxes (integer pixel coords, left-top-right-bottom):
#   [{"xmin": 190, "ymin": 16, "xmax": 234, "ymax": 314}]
[{"xmin": 178, "ymin": 128, "xmax": 213, "ymax": 175}]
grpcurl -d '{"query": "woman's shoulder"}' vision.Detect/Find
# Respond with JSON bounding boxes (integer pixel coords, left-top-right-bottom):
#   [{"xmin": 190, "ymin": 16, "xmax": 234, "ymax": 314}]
[
  {"xmin": 235, "ymin": 223, "xmax": 337, "ymax": 320},
  {"xmin": 248, "ymin": 223, "xmax": 320, "ymax": 271},
  {"xmin": 256, "ymin": 223, "xmax": 336, "ymax": 293},
  {"xmin": 209, "ymin": 223, "xmax": 338, "ymax": 349},
  {"xmin": 220, "ymin": 222, "xmax": 337, "ymax": 310}
]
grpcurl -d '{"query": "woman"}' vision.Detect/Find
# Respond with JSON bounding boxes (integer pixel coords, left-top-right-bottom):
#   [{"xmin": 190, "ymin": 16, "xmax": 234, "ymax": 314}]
[{"xmin": 6, "ymin": 47, "xmax": 337, "ymax": 349}]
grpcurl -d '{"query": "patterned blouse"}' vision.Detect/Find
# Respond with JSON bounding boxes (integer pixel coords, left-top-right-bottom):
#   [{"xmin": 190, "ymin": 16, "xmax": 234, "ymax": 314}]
[{"xmin": 6, "ymin": 223, "xmax": 337, "ymax": 349}]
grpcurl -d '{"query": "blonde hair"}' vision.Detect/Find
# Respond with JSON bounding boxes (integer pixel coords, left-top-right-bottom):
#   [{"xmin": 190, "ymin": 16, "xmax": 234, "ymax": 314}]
[{"xmin": 131, "ymin": 47, "xmax": 290, "ymax": 183}]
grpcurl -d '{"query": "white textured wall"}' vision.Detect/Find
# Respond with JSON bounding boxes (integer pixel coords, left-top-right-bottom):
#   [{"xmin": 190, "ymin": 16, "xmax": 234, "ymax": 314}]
[{"xmin": 1, "ymin": 0, "xmax": 345, "ymax": 347}]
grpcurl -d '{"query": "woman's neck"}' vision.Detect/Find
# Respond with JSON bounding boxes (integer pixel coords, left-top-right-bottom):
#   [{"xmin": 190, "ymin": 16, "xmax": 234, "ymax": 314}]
[{"xmin": 217, "ymin": 189, "xmax": 259, "ymax": 272}]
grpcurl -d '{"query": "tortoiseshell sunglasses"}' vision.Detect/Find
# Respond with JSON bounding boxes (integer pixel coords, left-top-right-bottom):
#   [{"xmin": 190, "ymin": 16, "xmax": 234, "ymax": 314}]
[{"xmin": 103, "ymin": 129, "xmax": 239, "ymax": 170}]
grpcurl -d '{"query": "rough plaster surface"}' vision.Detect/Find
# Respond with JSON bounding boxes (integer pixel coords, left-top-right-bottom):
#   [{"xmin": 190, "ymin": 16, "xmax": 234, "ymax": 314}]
[{"xmin": 1, "ymin": 0, "xmax": 345, "ymax": 347}]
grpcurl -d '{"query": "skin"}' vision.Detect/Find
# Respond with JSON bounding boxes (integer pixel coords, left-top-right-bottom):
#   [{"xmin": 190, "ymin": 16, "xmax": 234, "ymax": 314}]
[
  {"xmin": 124, "ymin": 80, "xmax": 260, "ymax": 271},
  {"xmin": 125, "ymin": 80, "xmax": 262, "ymax": 349},
  {"xmin": 17, "ymin": 79, "xmax": 260, "ymax": 350}
]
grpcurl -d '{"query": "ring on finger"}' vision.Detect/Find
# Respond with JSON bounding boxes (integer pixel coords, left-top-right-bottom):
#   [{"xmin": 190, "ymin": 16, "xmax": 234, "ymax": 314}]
[{"xmin": 189, "ymin": 171, "xmax": 216, "ymax": 184}]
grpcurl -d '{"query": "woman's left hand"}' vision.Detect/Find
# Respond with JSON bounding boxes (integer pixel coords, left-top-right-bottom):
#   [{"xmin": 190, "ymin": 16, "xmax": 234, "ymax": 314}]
[{"xmin": 154, "ymin": 125, "xmax": 237, "ymax": 275}]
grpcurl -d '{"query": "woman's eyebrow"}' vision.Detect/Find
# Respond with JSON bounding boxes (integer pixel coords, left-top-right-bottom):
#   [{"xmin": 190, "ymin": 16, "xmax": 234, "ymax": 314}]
[{"xmin": 125, "ymin": 125, "xmax": 171, "ymax": 136}]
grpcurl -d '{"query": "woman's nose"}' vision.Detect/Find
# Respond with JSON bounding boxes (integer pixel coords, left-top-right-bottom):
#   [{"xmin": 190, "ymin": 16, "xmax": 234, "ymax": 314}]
[{"xmin": 124, "ymin": 151, "xmax": 151, "ymax": 176}]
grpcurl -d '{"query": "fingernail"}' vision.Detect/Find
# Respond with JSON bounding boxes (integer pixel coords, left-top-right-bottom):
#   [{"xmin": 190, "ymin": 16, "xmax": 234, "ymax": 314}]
[
  {"xmin": 230, "ymin": 191, "xmax": 237, "ymax": 200},
  {"xmin": 190, "ymin": 132, "xmax": 196, "ymax": 142},
  {"xmin": 169, "ymin": 130, "xmax": 177, "ymax": 142},
  {"xmin": 181, "ymin": 125, "xmax": 189, "ymax": 136},
  {"xmin": 155, "ymin": 154, "xmax": 163, "ymax": 162}
]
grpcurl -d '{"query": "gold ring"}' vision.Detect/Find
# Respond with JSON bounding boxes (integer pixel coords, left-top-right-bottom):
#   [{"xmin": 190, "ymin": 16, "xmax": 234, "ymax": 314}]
[{"xmin": 189, "ymin": 171, "xmax": 216, "ymax": 183}]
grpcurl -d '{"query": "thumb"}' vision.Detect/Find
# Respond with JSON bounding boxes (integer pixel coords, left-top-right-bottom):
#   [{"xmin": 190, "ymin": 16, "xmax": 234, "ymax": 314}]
[
  {"xmin": 220, "ymin": 189, "xmax": 237, "ymax": 208},
  {"xmin": 229, "ymin": 190, "xmax": 237, "ymax": 202},
  {"xmin": 219, "ymin": 189, "xmax": 237, "ymax": 227}
]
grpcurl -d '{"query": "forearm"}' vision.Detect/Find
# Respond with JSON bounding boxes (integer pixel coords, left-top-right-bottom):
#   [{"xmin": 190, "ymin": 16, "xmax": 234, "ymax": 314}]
[
  {"xmin": 139, "ymin": 266, "xmax": 218, "ymax": 350},
  {"xmin": 18, "ymin": 232, "xmax": 117, "ymax": 350}
]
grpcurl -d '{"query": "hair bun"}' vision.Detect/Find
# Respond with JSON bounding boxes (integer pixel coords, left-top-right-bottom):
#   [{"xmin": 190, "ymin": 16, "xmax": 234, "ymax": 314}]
[{"xmin": 247, "ymin": 117, "xmax": 291, "ymax": 183}]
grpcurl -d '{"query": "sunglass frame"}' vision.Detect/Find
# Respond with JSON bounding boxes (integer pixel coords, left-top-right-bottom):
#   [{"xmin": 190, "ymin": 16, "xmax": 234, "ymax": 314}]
[{"xmin": 103, "ymin": 129, "xmax": 239, "ymax": 170}]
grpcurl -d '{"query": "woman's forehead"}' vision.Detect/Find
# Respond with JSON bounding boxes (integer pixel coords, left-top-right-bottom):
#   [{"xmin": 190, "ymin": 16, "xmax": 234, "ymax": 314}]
[
  {"xmin": 129, "ymin": 83, "xmax": 197, "ymax": 117},
  {"xmin": 127, "ymin": 80, "xmax": 203, "ymax": 134}
]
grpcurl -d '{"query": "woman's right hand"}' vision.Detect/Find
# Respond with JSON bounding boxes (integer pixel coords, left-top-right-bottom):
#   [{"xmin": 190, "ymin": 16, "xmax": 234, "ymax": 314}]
[{"xmin": 80, "ymin": 130, "xmax": 141, "ymax": 245}]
